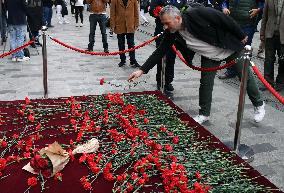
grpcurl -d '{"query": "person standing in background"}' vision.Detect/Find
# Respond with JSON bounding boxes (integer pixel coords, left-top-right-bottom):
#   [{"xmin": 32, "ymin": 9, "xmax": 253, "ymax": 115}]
[
  {"xmin": 110, "ymin": 0, "xmax": 140, "ymax": 68},
  {"xmin": 42, "ymin": 0, "xmax": 54, "ymax": 27},
  {"xmin": 0, "ymin": 0, "xmax": 7, "ymax": 45},
  {"xmin": 75, "ymin": 0, "xmax": 84, "ymax": 27}
]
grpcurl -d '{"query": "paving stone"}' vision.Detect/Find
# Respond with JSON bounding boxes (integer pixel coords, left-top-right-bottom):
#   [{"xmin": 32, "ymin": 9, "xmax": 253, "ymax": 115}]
[
  {"xmin": 255, "ymin": 165, "xmax": 276, "ymax": 176},
  {"xmin": 251, "ymin": 143, "xmax": 278, "ymax": 154}
]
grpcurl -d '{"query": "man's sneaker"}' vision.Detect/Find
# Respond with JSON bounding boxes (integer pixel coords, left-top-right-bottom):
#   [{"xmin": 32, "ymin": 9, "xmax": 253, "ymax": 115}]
[
  {"xmin": 254, "ymin": 102, "xmax": 265, "ymax": 123},
  {"xmin": 76, "ymin": 23, "xmax": 79, "ymax": 27},
  {"xmin": 58, "ymin": 21, "xmax": 63, "ymax": 24},
  {"xmin": 47, "ymin": 24, "xmax": 54, "ymax": 28},
  {"xmin": 165, "ymin": 83, "xmax": 174, "ymax": 91},
  {"xmin": 193, "ymin": 115, "xmax": 210, "ymax": 124},
  {"xmin": 130, "ymin": 61, "xmax": 141, "ymax": 68},
  {"xmin": 80, "ymin": 23, "xmax": 83, "ymax": 27},
  {"xmin": 12, "ymin": 58, "xmax": 17, "ymax": 62},
  {"xmin": 118, "ymin": 61, "xmax": 126, "ymax": 67},
  {"xmin": 63, "ymin": 20, "xmax": 69, "ymax": 24},
  {"xmin": 16, "ymin": 57, "xmax": 30, "ymax": 62}
]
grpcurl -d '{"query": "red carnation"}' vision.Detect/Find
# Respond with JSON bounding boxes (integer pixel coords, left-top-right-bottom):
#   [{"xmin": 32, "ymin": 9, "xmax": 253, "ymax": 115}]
[
  {"xmin": 164, "ymin": 144, "xmax": 173, "ymax": 152},
  {"xmin": 0, "ymin": 158, "xmax": 7, "ymax": 171},
  {"xmin": 172, "ymin": 136, "xmax": 179, "ymax": 144},
  {"xmin": 100, "ymin": 78, "xmax": 105, "ymax": 85},
  {"xmin": 25, "ymin": 97, "xmax": 31, "ymax": 105},
  {"xmin": 27, "ymin": 177, "xmax": 38, "ymax": 187},
  {"xmin": 1, "ymin": 140, "xmax": 7, "ymax": 148},
  {"xmin": 28, "ymin": 114, "xmax": 35, "ymax": 122}
]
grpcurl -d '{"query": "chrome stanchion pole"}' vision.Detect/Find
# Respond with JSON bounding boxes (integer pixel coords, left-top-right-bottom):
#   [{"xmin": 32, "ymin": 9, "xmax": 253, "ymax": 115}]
[
  {"xmin": 160, "ymin": 56, "xmax": 166, "ymax": 94},
  {"xmin": 225, "ymin": 45, "xmax": 254, "ymax": 162},
  {"xmin": 42, "ymin": 26, "xmax": 48, "ymax": 98}
]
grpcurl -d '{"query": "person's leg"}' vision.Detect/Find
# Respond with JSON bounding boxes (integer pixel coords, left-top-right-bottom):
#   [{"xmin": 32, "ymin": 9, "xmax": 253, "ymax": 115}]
[
  {"xmin": 126, "ymin": 33, "xmax": 137, "ymax": 64},
  {"xmin": 199, "ymin": 57, "xmax": 218, "ymax": 117},
  {"xmin": 264, "ymin": 36, "xmax": 277, "ymax": 85},
  {"xmin": 165, "ymin": 49, "xmax": 176, "ymax": 87},
  {"xmin": 79, "ymin": 6, "xmax": 84, "ymax": 24},
  {"xmin": 98, "ymin": 14, "xmax": 108, "ymax": 51},
  {"xmin": 48, "ymin": 7, "xmax": 53, "ymax": 26},
  {"xmin": 88, "ymin": 14, "xmax": 97, "ymax": 51},
  {"xmin": 75, "ymin": 6, "xmax": 79, "ymax": 24},
  {"xmin": 275, "ymin": 41, "xmax": 284, "ymax": 89},
  {"xmin": 232, "ymin": 52, "xmax": 263, "ymax": 107},
  {"xmin": 56, "ymin": 5, "xmax": 63, "ymax": 23},
  {"xmin": 15, "ymin": 25, "xmax": 26, "ymax": 58},
  {"xmin": 42, "ymin": 6, "xmax": 48, "ymax": 25},
  {"xmin": 8, "ymin": 25, "xmax": 18, "ymax": 59},
  {"xmin": 117, "ymin": 33, "xmax": 126, "ymax": 64}
]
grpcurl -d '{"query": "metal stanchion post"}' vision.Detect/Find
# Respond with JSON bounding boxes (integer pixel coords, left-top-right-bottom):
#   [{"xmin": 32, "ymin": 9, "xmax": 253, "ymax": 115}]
[
  {"xmin": 225, "ymin": 45, "xmax": 254, "ymax": 162},
  {"xmin": 160, "ymin": 56, "xmax": 166, "ymax": 94},
  {"xmin": 42, "ymin": 26, "xmax": 48, "ymax": 98}
]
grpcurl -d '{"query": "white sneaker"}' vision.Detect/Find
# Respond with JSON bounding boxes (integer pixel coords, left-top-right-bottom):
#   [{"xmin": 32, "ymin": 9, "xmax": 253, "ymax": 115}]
[
  {"xmin": 80, "ymin": 23, "xmax": 83, "ymax": 27},
  {"xmin": 16, "ymin": 56, "xmax": 30, "ymax": 62},
  {"xmin": 254, "ymin": 102, "xmax": 265, "ymax": 123},
  {"xmin": 12, "ymin": 58, "xmax": 17, "ymax": 62},
  {"xmin": 193, "ymin": 115, "xmax": 210, "ymax": 124},
  {"xmin": 76, "ymin": 23, "xmax": 79, "ymax": 27},
  {"xmin": 58, "ymin": 21, "xmax": 63, "ymax": 24}
]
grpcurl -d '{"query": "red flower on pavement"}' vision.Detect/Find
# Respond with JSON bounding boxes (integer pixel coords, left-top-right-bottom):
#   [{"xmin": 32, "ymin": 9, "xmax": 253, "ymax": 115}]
[
  {"xmin": 144, "ymin": 118, "xmax": 149, "ymax": 124},
  {"xmin": 100, "ymin": 78, "xmax": 105, "ymax": 85},
  {"xmin": 35, "ymin": 124, "xmax": 41, "ymax": 131},
  {"xmin": 12, "ymin": 134, "xmax": 19, "ymax": 139},
  {"xmin": 160, "ymin": 126, "xmax": 167, "ymax": 132},
  {"xmin": 164, "ymin": 144, "xmax": 173, "ymax": 152},
  {"xmin": 27, "ymin": 177, "xmax": 38, "ymax": 187},
  {"xmin": 1, "ymin": 140, "xmax": 7, "ymax": 148},
  {"xmin": 195, "ymin": 171, "xmax": 202, "ymax": 180}
]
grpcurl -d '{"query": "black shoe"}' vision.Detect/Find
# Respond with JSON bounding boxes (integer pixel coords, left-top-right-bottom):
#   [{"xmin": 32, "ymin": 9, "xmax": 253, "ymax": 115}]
[
  {"xmin": 47, "ymin": 24, "xmax": 54, "ymax": 28},
  {"xmin": 104, "ymin": 48, "xmax": 109, "ymax": 53},
  {"xmin": 118, "ymin": 61, "xmax": 126, "ymax": 67},
  {"xmin": 86, "ymin": 48, "xmax": 93, "ymax": 52},
  {"xmin": 130, "ymin": 61, "xmax": 141, "ymax": 68},
  {"xmin": 165, "ymin": 83, "xmax": 174, "ymax": 91},
  {"xmin": 218, "ymin": 71, "xmax": 237, "ymax": 79}
]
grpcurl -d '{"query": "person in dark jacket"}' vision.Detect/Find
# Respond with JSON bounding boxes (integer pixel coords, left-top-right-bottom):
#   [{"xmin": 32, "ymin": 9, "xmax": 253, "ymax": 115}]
[
  {"xmin": 6, "ymin": 0, "xmax": 30, "ymax": 61},
  {"xmin": 42, "ymin": 0, "xmax": 54, "ymax": 27},
  {"xmin": 218, "ymin": 0, "xmax": 264, "ymax": 79},
  {"xmin": 129, "ymin": 5, "xmax": 266, "ymax": 124},
  {"xmin": 0, "ymin": 0, "xmax": 7, "ymax": 44},
  {"xmin": 26, "ymin": 0, "xmax": 43, "ymax": 47},
  {"xmin": 149, "ymin": 0, "xmax": 187, "ymax": 92}
]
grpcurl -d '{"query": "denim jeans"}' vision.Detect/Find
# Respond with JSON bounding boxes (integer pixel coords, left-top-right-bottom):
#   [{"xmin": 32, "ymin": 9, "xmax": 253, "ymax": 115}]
[
  {"xmin": 226, "ymin": 25, "xmax": 256, "ymax": 76},
  {"xmin": 8, "ymin": 25, "xmax": 27, "ymax": 58},
  {"xmin": 88, "ymin": 14, "xmax": 108, "ymax": 50},
  {"xmin": 43, "ymin": 6, "xmax": 53, "ymax": 26}
]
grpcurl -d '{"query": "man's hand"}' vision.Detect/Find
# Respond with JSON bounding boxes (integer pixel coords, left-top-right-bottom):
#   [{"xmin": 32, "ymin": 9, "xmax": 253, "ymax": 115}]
[
  {"xmin": 241, "ymin": 36, "xmax": 248, "ymax": 44},
  {"xmin": 249, "ymin": 9, "xmax": 259, "ymax": 18},
  {"xmin": 222, "ymin": 8, "xmax": 230, "ymax": 15},
  {"xmin": 128, "ymin": 70, "xmax": 144, "ymax": 82}
]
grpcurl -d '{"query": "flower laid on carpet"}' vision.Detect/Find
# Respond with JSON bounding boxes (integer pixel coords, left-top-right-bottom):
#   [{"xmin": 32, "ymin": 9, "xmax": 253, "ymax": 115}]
[{"xmin": 0, "ymin": 93, "xmax": 277, "ymax": 193}]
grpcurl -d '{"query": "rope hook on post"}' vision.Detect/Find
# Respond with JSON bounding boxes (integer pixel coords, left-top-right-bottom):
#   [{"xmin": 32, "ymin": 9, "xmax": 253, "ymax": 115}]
[{"xmin": 42, "ymin": 26, "xmax": 48, "ymax": 99}]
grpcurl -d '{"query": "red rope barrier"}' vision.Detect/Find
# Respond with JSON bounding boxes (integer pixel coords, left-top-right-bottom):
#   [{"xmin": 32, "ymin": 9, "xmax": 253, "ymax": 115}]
[
  {"xmin": 251, "ymin": 62, "xmax": 284, "ymax": 105},
  {"xmin": 0, "ymin": 41, "xmax": 34, "ymax": 58},
  {"xmin": 49, "ymin": 34, "xmax": 161, "ymax": 56},
  {"xmin": 172, "ymin": 45, "xmax": 237, "ymax": 72}
]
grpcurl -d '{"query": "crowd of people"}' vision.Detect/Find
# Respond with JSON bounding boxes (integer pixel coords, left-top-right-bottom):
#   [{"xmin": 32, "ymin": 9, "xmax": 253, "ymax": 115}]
[{"xmin": 0, "ymin": 0, "xmax": 283, "ymax": 124}]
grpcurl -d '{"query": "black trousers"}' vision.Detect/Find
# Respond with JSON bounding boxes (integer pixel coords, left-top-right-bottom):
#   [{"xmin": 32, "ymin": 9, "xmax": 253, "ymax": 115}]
[
  {"xmin": 117, "ymin": 33, "xmax": 136, "ymax": 63},
  {"xmin": 88, "ymin": 14, "xmax": 108, "ymax": 50},
  {"xmin": 75, "ymin": 6, "xmax": 83, "ymax": 23},
  {"xmin": 264, "ymin": 34, "xmax": 284, "ymax": 85},
  {"xmin": 154, "ymin": 25, "xmax": 175, "ymax": 86}
]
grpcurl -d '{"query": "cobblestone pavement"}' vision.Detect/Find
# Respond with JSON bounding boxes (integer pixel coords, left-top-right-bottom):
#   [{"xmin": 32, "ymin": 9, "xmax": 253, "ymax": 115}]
[{"xmin": 0, "ymin": 7, "xmax": 284, "ymax": 190}]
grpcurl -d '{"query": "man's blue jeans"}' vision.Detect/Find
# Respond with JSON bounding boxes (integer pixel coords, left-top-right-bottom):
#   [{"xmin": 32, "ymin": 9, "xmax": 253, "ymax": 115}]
[
  {"xmin": 8, "ymin": 25, "xmax": 26, "ymax": 58},
  {"xmin": 43, "ymin": 6, "xmax": 53, "ymax": 26}
]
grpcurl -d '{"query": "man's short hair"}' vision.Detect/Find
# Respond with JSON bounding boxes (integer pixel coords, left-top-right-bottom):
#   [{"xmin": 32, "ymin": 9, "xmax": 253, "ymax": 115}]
[{"xmin": 159, "ymin": 5, "xmax": 181, "ymax": 18}]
